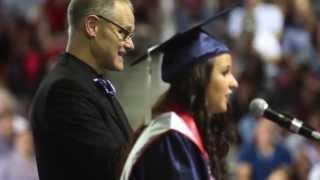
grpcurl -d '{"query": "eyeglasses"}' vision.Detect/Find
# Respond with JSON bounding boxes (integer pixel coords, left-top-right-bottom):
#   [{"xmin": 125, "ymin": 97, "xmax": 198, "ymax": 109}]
[{"xmin": 97, "ymin": 15, "xmax": 134, "ymax": 41}]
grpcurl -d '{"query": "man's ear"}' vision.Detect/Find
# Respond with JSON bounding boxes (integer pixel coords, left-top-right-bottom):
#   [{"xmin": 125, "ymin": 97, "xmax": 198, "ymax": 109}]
[{"xmin": 84, "ymin": 15, "xmax": 99, "ymax": 38}]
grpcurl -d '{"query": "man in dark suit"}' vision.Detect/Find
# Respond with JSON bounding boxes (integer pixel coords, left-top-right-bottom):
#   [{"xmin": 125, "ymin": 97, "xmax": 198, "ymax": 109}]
[{"xmin": 31, "ymin": 0, "xmax": 135, "ymax": 179}]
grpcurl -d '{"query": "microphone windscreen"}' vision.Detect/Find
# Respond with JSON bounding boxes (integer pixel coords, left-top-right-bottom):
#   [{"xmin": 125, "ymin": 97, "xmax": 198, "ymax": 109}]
[{"xmin": 249, "ymin": 98, "xmax": 268, "ymax": 117}]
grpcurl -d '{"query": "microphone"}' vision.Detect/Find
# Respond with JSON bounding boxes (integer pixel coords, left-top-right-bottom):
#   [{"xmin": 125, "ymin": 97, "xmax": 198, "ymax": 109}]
[{"xmin": 249, "ymin": 98, "xmax": 320, "ymax": 142}]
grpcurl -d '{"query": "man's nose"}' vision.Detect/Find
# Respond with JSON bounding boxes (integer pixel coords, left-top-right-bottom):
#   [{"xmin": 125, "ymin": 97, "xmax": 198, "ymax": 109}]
[{"xmin": 124, "ymin": 37, "xmax": 134, "ymax": 50}]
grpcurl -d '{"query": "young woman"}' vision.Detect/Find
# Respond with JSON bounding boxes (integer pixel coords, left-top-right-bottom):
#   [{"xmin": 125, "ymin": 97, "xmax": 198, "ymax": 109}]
[{"xmin": 120, "ymin": 31, "xmax": 238, "ymax": 180}]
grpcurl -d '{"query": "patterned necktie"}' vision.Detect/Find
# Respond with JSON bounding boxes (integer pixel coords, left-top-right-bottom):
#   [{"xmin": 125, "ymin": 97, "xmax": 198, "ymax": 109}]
[{"xmin": 93, "ymin": 77, "xmax": 117, "ymax": 96}]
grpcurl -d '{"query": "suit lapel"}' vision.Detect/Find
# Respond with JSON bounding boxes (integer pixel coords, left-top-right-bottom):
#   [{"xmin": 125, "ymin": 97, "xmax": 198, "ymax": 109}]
[
  {"xmin": 92, "ymin": 81, "xmax": 131, "ymax": 139},
  {"xmin": 107, "ymin": 96, "xmax": 132, "ymax": 140}
]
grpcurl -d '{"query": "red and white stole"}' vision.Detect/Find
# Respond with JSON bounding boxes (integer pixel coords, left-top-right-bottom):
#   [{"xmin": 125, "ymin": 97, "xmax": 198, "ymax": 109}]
[{"xmin": 167, "ymin": 104, "xmax": 209, "ymax": 160}]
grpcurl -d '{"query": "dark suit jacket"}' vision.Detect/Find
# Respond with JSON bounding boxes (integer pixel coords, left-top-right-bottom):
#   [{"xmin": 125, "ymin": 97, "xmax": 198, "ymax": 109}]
[{"xmin": 31, "ymin": 53, "xmax": 133, "ymax": 180}]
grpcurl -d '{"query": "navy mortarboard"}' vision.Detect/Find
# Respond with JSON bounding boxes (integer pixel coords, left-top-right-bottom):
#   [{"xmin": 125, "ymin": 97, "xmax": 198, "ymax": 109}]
[{"xmin": 131, "ymin": 8, "xmax": 235, "ymax": 83}]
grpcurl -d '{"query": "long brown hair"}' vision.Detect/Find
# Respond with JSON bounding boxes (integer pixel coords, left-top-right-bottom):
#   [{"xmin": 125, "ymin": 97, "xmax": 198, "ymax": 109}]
[{"xmin": 152, "ymin": 57, "xmax": 236, "ymax": 180}]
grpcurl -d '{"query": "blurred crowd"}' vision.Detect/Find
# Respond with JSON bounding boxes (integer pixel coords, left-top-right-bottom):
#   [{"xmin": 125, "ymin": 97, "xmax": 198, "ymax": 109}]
[{"xmin": 1, "ymin": 0, "xmax": 320, "ymax": 179}]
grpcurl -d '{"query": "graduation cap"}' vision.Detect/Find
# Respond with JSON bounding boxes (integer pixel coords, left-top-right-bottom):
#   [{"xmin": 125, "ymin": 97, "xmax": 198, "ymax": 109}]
[{"xmin": 131, "ymin": 7, "xmax": 235, "ymax": 83}]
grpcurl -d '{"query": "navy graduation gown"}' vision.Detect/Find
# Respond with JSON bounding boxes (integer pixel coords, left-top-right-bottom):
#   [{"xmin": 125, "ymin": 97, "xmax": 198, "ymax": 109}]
[
  {"xmin": 130, "ymin": 131, "xmax": 209, "ymax": 180},
  {"xmin": 120, "ymin": 112, "xmax": 213, "ymax": 180}
]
